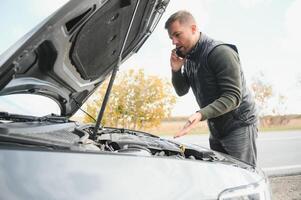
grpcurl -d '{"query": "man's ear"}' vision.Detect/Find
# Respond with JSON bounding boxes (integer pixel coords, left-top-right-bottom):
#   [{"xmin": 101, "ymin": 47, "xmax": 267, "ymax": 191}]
[{"xmin": 191, "ymin": 24, "xmax": 197, "ymax": 34}]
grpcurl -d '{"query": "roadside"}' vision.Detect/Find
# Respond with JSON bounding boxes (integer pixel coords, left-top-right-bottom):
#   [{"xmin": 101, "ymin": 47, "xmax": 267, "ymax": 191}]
[
  {"xmin": 269, "ymin": 175, "xmax": 301, "ymax": 200},
  {"xmin": 145, "ymin": 116, "xmax": 301, "ymax": 136}
]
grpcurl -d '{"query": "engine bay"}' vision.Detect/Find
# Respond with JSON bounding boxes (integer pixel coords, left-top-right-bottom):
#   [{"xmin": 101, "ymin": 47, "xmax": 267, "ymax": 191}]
[
  {"xmin": 0, "ymin": 121, "xmax": 220, "ymax": 162},
  {"xmin": 74, "ymin": 124, "xmax": 220, "ymax": 162}
]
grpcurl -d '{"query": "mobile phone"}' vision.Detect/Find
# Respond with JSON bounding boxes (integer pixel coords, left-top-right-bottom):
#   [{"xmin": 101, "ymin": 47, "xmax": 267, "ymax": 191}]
[{"xmin": 176, "ymin": 48, "xmax": 185, "ymax": 58}]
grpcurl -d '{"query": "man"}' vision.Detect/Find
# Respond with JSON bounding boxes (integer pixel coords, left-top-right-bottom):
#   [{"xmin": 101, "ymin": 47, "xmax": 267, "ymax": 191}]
[{"xmin": 165, "ymin": 10, "xmax": 258, "ymax": 166}]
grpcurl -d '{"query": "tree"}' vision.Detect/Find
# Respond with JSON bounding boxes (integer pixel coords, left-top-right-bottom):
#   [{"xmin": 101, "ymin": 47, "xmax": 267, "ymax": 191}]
[
  {"xmin": 83, "ymin": 69, "xmax": 176, "ymax": 130},
  {"xmin": 272, "ymin": 95, "xmax": 287, "ymax": 116},
  {"xmin": 251, "ymin": 72, "xmax": 289, "ymax": 127},
  {"xmin": 251, "ymin": 72, "xmax": 273, "ymax": 117}
]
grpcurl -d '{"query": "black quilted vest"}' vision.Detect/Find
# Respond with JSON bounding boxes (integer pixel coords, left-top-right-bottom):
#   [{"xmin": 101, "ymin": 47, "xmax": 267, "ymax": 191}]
[{"xmin": 184, "ymin": 33, "xmax": 257, "ymax": 136}]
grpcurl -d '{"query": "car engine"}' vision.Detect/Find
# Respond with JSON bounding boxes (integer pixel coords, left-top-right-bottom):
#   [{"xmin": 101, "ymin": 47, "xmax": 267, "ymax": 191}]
[{"xmin": 0, "ymin": 121, "xmax": 220, "ymax": 162}]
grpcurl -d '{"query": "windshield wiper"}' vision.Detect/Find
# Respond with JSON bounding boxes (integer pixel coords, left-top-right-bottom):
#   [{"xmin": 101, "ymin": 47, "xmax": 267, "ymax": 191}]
[
  {"xmin": 0, "ymin": 112, "xmax": 69, "ymax": 123},
  {"xmin": 0, "ymin": 112, "xmax": 37, "ymax": 122},
  {"xmin": 0, "ymin": 134, "xmax": 71, "ymax": 150},
  {"xmin": 39, "ymin": 113, "xmax": 69, "ymax": 123}
]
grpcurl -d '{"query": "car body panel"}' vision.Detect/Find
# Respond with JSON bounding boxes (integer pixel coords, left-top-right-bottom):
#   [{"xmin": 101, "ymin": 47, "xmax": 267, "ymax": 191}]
[{"xmin": 0, "ymin": 148, "xmax": 262, "ymax": 200}]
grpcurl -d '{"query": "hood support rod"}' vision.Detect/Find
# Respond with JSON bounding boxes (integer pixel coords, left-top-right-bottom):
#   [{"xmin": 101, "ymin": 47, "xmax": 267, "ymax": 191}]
[{"xmin": 92, "ymin": 0, "xmax": 141, "ymax": 138}]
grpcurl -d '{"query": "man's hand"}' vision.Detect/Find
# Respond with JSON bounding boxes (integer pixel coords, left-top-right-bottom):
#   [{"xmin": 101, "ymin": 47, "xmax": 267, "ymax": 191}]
[
  {"xmin": 174, "ymin": 112, "xmax": 202, "ymax": 139},
  {"xmin": 170, "ymin": 49, "xmax": 185, "ymax": 72}
]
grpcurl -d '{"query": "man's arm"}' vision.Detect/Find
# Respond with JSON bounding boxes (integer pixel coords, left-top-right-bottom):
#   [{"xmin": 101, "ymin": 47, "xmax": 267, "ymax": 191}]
[
  {"xmin": 172, "ymin": 70, "xmax": 190, "ymax": 96},
  {"xmin": 199, "ymin": 45, "xmax": 242, "ymax": 120},
  {"xmin": 170, "ymin": 49, "xmax": 190, "ymax": 96}
]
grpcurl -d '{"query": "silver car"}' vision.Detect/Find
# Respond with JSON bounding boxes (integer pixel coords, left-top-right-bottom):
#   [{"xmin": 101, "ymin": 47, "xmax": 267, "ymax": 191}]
[{"xmin": 0, "ymin": 0, "xmax": 271, "ymax": 199}]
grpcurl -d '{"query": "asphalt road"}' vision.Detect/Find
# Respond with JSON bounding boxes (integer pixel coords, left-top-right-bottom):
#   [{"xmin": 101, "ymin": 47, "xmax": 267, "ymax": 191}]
[
  {"xmin": 256, "ymin": 130, "xmax": 301, "ymax": 176},
  {"xmin": 165, "ymin": 130, "xmax": 301, "ymax": 176}
]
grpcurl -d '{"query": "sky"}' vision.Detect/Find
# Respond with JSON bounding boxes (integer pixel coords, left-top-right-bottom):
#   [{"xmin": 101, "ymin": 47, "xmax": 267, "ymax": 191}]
[{"xmin": 0, "ymin": 0, "xmax": 301, "ymax": 116}]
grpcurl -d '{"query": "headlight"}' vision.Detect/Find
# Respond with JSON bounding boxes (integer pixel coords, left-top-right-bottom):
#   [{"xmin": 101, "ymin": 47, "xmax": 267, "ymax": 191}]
[{"xmin": 218, "ymin": 179, "xmax": 271, "ymax": 200}]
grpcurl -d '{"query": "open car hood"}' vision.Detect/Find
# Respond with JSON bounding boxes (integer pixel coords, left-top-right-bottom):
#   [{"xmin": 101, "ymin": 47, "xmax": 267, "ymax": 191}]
[{"xmin": 0, "ymin": 0, "xmax": 169, "ymax": 117}]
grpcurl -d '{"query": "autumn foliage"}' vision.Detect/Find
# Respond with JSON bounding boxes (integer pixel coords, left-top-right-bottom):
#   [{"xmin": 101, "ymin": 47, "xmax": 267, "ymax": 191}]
[
  {"xmin": 250, "ymin": 72, "xmax": 289, "ymax": 127},
  {"xmin": 83, "ymin": 69, "xmax": 176, "ymax": 129}
]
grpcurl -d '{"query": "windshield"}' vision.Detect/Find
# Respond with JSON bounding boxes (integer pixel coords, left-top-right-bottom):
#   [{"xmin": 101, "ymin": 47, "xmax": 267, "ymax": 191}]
[{"xmin": 0, "ymin": 94, "xmax": 60, "ymax": 117}]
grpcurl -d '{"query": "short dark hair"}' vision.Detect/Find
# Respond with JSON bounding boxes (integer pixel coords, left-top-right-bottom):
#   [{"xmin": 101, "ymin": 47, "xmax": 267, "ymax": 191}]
[{"xmin": 164, "ymin": 10, "xmax": 195, "ymax": 30}]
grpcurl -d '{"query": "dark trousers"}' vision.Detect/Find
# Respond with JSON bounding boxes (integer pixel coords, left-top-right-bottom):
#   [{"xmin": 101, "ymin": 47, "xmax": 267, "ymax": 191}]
[{"xmin": 209, "ymin": 123, "xmax": 258, "ymax": 166}]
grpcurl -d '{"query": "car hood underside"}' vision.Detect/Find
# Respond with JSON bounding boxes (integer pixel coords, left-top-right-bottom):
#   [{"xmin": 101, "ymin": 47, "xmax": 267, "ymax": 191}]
[{"xmin": 0, "ymin": 0, "xmax": 169, "ymax": 117}]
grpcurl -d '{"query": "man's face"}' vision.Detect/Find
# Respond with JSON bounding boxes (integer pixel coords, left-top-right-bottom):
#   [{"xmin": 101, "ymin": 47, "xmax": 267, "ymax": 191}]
[{"xmin": 168, "ymin": 20, "xmax": 196, "ymax": 55}]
